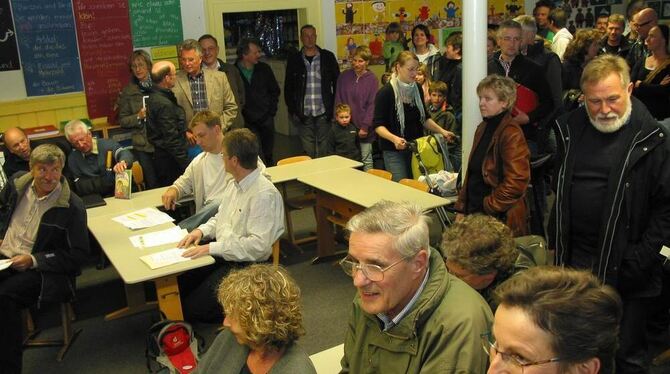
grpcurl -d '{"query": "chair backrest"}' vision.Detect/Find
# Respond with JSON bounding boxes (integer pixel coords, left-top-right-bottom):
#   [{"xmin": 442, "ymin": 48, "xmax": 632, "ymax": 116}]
[
  {"xmin": 277, "ymin": 155, "xmax": 312, "ymax": 166},
  {"xmin": 399, "ymin": 178, "xmax": 430, "ymax": 192},
  {"xmin": 366, "ymin": 168, "xmax": 392, "ymax": 180},
  {"xmin": 131, "ymin": 161, "xmax": 145, "ymax": 191}
]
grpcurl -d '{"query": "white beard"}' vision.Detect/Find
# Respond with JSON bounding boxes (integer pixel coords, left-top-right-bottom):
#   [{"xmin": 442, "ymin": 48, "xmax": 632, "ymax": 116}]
[{"xmin": 587, "ymin": 98, "xmax": 632, "ymax": 133}]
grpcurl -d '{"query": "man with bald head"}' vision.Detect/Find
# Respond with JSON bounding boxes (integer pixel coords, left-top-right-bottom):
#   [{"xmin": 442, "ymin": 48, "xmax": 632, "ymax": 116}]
[
  {"xmin": 147, "ymin": 60, "xmax": 189, "ymax": 186},
  {"xmin": 2, "ymin": 127, "xmax": 32, "ymax": 178},
  {"xmin": 626, "ymin": 7, "xmax": 658, "ymax": 69}
]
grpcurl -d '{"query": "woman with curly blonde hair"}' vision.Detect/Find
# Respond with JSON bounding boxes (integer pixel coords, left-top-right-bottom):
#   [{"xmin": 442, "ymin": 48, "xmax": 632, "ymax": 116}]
[
  {"xmin": 196, "ymin": 264, "xmax": 316, "ymax": 373},
  {"xmin": 562, "ymin": 29, "xmax": 602, "ymax": 90}
]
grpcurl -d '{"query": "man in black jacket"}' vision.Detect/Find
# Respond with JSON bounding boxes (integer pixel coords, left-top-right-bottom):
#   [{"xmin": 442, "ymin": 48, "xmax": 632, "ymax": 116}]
[
  {"xmin": 147, "ymin": 60, "xmax": 189, "ymax": 187},
  {"xmin": 0, "ymin": 144, "xmax": 89, "ymax": 373},
  {"xmin": 236, "ymin": 38, "xmax": 280, "ymax": 165},
  {"xmin": 488, "ymin": 20, "xmax": 553, "ymax": 150},
  {"xmin": 549, "ymin": 55, "xmax": 670, "ymax": 374},
  {"xmin": 284, "ymin": 24, "xmax": 340, "ymax": 158}
]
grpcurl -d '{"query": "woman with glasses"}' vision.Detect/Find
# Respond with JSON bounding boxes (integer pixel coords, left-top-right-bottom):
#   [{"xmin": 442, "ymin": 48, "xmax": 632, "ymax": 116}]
[
  {"xmin": 196, "ymin": 264, "xmax": 316, "ymax": 373},
  {"xmin": 485, "ymin": 266, "xmax": 622, "ymax": 374},
  {"xmin": 117, "ymin": 50, "xmax": 158, "ymax": 188}
]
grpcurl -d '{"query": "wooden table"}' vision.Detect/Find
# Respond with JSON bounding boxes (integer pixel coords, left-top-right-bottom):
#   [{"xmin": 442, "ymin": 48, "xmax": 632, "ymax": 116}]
[
  {"xmin": 298, "ymin": 168, "xmax": 453, "ymax": 263},
  {"xmin": 87, "ymin": 187, "xmax": 213, "ymax": 321}
]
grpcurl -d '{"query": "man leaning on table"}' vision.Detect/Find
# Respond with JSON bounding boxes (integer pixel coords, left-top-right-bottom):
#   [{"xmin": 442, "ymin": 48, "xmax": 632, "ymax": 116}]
[
  {"xmin": 177, "ymin": 128, "xmax": 283, "ymax": 322},
  {"xmin": 339, "ymin": 200, "xmax": 492, "ymax": 373},
  {"xmin": 161, "ymin": 110, "xmax": 265, "ymax": 231},
  {"xmin": 0, "ymin": 144, "xmax": 89, "ymax": 373}
]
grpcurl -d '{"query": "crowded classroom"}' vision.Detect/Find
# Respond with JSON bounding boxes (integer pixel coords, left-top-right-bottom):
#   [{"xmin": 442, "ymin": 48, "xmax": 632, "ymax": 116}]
[{"xmin": 2, "ymin": 0, "xmax": 670, "ymax": 373}]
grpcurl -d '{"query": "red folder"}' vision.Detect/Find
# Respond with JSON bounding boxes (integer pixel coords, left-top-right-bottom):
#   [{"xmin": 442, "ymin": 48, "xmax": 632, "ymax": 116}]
[{"xmin": 514, "ymin": 84, "xmax": 538, "ymax": 115}]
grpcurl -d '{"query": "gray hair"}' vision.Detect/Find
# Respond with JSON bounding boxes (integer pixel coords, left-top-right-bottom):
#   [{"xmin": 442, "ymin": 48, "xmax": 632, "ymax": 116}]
[
  {"xmin": 514, "ymin": 15, "xmax": 537, "ymax": 35},
  {"xmin": 346, "ymin": 200, "xmax": 431, "ymax": 257},
  {"xmin": 63, "ymin": 119, "xmax": 90, "ymax": 141},
  {"xmin": 30, "ymin": 144, "xmax": 65, "ymax": 170},
  {"xmin": 179, "ymin": 39, "xmax": 202, "ymax": 56}
]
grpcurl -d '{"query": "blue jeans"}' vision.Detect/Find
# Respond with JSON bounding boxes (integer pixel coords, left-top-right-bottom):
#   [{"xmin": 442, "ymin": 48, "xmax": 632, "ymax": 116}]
[
  {"xmin": 360, "ymin": 142, "xmax": 373, "ymax": 171},
  {"xmin": 178, "ymin": 200, "xmax": 220, "ymax": 232},
  {"xmin": 382, "ymin": 150, "xmax": 411, "ymax": 182}
]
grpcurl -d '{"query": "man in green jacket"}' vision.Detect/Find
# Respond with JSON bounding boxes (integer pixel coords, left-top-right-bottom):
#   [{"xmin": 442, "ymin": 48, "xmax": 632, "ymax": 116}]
[{"xmin": 339, "ymin": 201, "xmax": 493, "ymax": 373}]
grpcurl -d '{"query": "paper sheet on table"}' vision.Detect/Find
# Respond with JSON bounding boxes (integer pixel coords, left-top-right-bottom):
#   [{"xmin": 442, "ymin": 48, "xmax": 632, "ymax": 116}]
[
  {"xmin": 112, "ymin": 208, "xmax": 174, "ymax": 230},
  {"xmin": 129, "ymin": 227, "xmax": 188, "ymax": 248},
  {"xmin": 139, "ymin": 248, "xmax": 191, "ymax": 270}
]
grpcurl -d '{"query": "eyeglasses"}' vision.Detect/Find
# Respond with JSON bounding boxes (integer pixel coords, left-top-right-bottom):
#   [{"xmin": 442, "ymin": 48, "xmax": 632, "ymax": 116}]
[
  {"xmin": 339, "ymin": 255, "xmax": 411, "ymax": 282},
  {"xmin": 481, "ymin": 333, "xmax": 560, "ymax": 373},
  {"xmin": 500, "ymin": 36, "xmax": 521, "ymax": 42}
]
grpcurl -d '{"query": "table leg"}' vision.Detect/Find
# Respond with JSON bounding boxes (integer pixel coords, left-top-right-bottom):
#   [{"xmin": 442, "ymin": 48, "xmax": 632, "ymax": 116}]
[
  {"xmin": 155, "ymin": 275, "xmax": 183, "ymax": 320},
  {"xmin": 313, "ymin": 192, "xmax": 336, "ymax": 263},
  {"xmin": 104, "ymin": 283, "xmax": 157, "ymax": 321},
  {"xmin": 311, "ymin": 191, "xmax": 364, "ymax": 264}
]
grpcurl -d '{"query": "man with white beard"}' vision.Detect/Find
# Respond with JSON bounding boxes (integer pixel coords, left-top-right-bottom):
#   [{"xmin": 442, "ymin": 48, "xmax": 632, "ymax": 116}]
[{"xmin": 549, "ymin": 54, "xmax": 670, "ymax": 374}]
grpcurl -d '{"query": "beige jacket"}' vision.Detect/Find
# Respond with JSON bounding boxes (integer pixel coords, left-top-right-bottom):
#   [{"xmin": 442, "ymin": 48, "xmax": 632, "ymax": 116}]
[{"xmin": 172, "ymin": 69, "xmax": 238, "ymax": 131}]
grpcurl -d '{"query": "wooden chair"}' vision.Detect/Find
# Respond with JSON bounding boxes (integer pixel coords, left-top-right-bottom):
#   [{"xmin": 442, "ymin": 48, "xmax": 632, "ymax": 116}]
[
  {"xmin": 399, "ymin": 178, "xmax": 430, "ymax": 192},
  {"xmin": 366, "ymin": 168, "xmax": 392, "ymax": 180},
  {"xmin": 131, "ymin": 161, "xmax": 145, "ymax": 191},
  {"xmin": 272, "ymin": 239, "xmax": 280, "ymax": 267},
  {"xmin": 276, "ymin": 156, "xmax": 317, "ymax": 246},
  {"xmin": 23, "ymin": 301, "xmax": 82, "ymax": 361}
]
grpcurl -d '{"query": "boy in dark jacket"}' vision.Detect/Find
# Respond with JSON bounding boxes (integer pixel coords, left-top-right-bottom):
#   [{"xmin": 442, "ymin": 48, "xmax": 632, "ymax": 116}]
[
  {"xmin": 321, "ymin": 104, "xmax": 361, "ymax": 161},
  {"xmin": 427, "ymin": 81, "xmax": 458, "ymax": 136}
]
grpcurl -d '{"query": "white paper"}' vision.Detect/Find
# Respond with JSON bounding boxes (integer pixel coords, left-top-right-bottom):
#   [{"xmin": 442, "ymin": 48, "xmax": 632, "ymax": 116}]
[
  {"xmin": 130, "ymin": 227, "xmax": 188, "ymax": 249},
  {"xmin": 139, "ymin": 248, "xmax": 191, "ymax": 270},
  {"xmin": 0, "ymin": 259, "xmax": 12, "ymax": 271},
  {"xmin": 112, "ymin": 208, "xmax": 174, "ymax": 230},
  {"xmin": 661, "ymin": 245, "xmax": 670, "ymax": 259}
]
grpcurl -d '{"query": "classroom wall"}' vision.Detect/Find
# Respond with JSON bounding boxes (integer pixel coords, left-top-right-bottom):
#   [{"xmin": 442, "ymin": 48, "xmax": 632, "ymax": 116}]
[{"xmin": 0, "ymin": 0, "xmax": 332, "ymax": 132}]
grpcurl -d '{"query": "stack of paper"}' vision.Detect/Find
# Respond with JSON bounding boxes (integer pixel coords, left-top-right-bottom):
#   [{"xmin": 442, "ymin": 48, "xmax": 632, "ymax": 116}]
[
  {"xmin": 139, "ymin": 248, "xmax": 191, "ymax": 270},
  {"xmin": 130, "ymin": 227, "xmax": 187, "ymax": 249},
  {"xmin": 0, "ymin": 259, "xmax": 12, "ymax": 271},
  {"xmin": 112, "ymin": 208, "xmax": 174, "ymax": 230}
]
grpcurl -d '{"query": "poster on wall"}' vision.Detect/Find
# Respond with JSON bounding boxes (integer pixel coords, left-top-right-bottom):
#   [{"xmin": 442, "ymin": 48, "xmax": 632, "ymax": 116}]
[
  {"xmin": 547, "ymin": 1, "xmax": 627, "ymax": 35},
  {"xmin": 128, "ymin": 0, "xmax": 183, "ymax": 48},
  {"xmin": 333, "ymin": 0, "xmax": 527, "ymax": 69},
  {"xmin": 0, "ymin": 0, "xmax": 20, "ymax": 71},
  {"xmin": 73, "ymin": 0, "xmax": 134, "ymax": 119},
  {"xmin": 11, "ymin": 0, "xmax": 83, "ymax": 96}
]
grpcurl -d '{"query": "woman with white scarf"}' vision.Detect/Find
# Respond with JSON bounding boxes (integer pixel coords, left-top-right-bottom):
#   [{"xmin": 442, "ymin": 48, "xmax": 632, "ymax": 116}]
[{"xmin": 373, "ymin": 51, "xmax": 455, "ymax": 181}]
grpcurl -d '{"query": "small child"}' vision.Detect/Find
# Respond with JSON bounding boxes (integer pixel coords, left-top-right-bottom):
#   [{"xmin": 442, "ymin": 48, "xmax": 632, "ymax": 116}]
[
  {"xmin": 428, "ymin": 81, "xmax": 461, "ymax": 170},
  {"xmin": 321, "ymin": 104, "xmax": 362, "ymax": 161},
  {"xmin": 380, "ymin": 72, "xmax": 392, "ymax": 86},
  {"xmin": 416, "ymin": 63, "xmax": 431, "ymax": 106},
  {"xmin": 383, "ymin": 22, "xmax": 406, "ymax": 72},
  {"xmin": 428, "ymin": 81, "xmax": 457, "ymax": 135}
]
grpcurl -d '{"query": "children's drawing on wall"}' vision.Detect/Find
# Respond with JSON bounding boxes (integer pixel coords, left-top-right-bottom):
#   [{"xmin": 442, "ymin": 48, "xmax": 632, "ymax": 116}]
[{"xmin": 334, "ymin": 0, "xmax": 528, "ymax": 69}]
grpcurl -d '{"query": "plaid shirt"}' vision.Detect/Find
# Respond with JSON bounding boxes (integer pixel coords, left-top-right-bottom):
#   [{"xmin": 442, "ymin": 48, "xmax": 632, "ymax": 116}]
[
  {"xmin": 188, "ymin": 70, "xmax": 209, "ymax": 112},
  {"xmin": 302, "ymin": 53, "xmax": 325, "ymax": 117}
]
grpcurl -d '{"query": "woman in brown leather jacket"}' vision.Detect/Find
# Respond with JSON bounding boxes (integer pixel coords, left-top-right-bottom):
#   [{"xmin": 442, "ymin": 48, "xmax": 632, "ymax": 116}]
[{"xmin": 454, "ymin": 75, "xmax": 530, "ymax": 236}]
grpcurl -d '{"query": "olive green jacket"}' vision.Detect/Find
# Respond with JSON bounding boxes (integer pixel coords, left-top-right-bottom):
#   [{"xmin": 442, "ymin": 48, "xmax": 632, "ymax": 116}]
[{"xmin": 340, "ymin": 248, "xmax": 493, "ymax": 373}]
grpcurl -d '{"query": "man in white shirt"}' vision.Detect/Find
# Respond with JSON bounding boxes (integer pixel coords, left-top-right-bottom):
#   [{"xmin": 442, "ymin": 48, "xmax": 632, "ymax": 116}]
[
  {"xmin": 177, "ymin": 128, "xmax": 284, "ymax": 322},
  {"xmin": 161, "ymin": 110, "xmax": 265, "ymax": 231},
  {"xmin": 548, "ymin": 7, "xmax": 573, "ymax": 61}
]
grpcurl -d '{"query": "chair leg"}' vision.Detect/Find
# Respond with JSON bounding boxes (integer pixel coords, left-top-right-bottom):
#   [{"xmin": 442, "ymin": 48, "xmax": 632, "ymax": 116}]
[
  {"xmin": 57, "ymin": 302, "xmax": 82, "ymax": 361},
  {"xmin": 23, "ymin": 302, "xmax": 82, "ymax": 362}
]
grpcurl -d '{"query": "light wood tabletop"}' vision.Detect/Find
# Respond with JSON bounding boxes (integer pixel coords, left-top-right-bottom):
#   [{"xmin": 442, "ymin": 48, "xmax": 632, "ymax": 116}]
[{"xmin": 265, "ymin": 155, "xmax": 362, "ymax": 184}]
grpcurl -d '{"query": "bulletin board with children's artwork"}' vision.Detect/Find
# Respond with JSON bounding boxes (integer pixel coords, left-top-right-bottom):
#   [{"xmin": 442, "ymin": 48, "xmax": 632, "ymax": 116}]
[{"xmin": 334, "ymin": 0, "xmax": 528, "ymax": 68}]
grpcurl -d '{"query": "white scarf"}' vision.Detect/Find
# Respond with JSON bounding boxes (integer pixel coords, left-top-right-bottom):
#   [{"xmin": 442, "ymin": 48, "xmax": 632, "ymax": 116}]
[{"xmin": 389, "ymin": 73, "xmax": 425, "ymax": 136}]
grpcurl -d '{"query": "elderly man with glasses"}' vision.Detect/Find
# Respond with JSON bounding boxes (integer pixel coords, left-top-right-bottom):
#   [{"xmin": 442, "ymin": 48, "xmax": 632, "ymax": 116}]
[{"xmin": 339, "ymin": 200, "xmax": 492, "ymax": 373}]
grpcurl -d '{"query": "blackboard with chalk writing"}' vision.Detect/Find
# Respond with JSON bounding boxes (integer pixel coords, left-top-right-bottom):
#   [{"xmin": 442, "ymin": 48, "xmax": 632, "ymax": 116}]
[
  {"xmin": 11, "ymin": 0, "xmax": 83, "ymax": 96},
  {"xmin": 73, "ymin": 0, "xmax": 133, "ymax": 119},
  {"xmin": 129, "ymin": 0, "xmax": 183, "ymax": 48}
]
